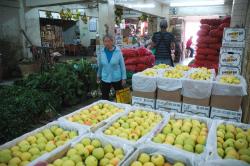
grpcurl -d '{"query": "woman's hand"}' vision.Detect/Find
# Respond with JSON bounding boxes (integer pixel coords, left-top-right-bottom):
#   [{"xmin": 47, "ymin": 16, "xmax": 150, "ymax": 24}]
[{"xmin": 122, "ymin": 79, "xmax": 126, "ymax": 86}]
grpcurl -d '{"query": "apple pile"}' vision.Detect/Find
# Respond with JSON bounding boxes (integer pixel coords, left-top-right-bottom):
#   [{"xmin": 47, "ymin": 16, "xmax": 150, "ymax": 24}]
[
  {"xmin": 48, "ymin": 137, "xmax": 125, "ymax": 166},
  {"xmin": 130, "ymin": 153, "xmax": 185, "ymax": 166},
  {"xmin": 216, "ymin": 123, "xmax": 250, "ymax": 163},
  {"xmin": 175, "ymin": 65, "xmax": 190, "ymax": 72},
  {"xmin": 153, "ymin": 64, "xmax": 170, "ymax": 69},
  {"xmin": 142, "ymin": 69, "xmax": 157, "ymax": 76},
  {"xmin": 189, "ymin": 68, "xmax": 212, "ymax": 81},
  {"xmin": 104, "ymin": 110, "xmax": 162, "ymax": 141},
  {"xmin": 66, "ymin": 103, "xmax": 123, "ymax": 126},
  {"xmin": 163, "ymin": 69, "xmax": 184, "ymax": 79},
  {"xmin": 152, "ymin": 118, "xmax": 208, "ymax": 154},
  {"xmin": 219, "ymin": 75, "xmax": 240, "ymax": 84},
  {"xmin": 0, "ymin": 125, "xmax": 78, "ymax": 165}
]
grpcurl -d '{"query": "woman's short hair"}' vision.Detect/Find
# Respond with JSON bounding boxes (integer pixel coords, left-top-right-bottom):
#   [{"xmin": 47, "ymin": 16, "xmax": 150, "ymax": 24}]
[
  {"xmin": 160, "ymin": 19, "xmax": 168, "ymax": 29},
  {"xmin": 103, "ymin": 34, "xmax": 114, "ymax": 41}
]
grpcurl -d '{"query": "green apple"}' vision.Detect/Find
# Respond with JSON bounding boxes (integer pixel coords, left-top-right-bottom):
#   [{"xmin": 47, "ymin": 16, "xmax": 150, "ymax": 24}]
[
  {"xmin": 174, "ymin": 136, "xmax": 184, "ymax": 146},
  {"xmin": 240, "ymin": 155, "xmax": 250, "ymax": 164},
  {"xmin": 53, "ymin": 159, "xmax": 63, "ymax": 166},
  {"xmin": 85, "ymin": 156, "xmax": 98, "ymax": 166},
  {"xmin": 217, "ymin": 137, "xmax": 224, "ymax": 144},
  {"xmin": 195, "ymin": 144, "xmax": 204, "ymax": 154},
  {"xmin": 217, "ymin": 142, "xmax": 223, "ymax": 148},
  {"xmin": 81, "ymin": 138, "xmax": 91, "ymax": 146},
  {"xmin": 226, "ymin": 124, "xmax": 236, "ymax": 133},
  {"xmin": 197, "ymin": 135, "xmax": 206, "ymax": 145},
  {"xmin": 69, "ymin": 131, "xmax": 78, "ymax": 139},
  {"xmin": 151, "ymin": 154, "xmax": 165, "ymax": 166},
  {"xmin": 217, "ymin": 131, "xmax": 225, "ymax": 139},
  {"xmin": 92, "ymin": 148, "xmax": 104, "ymax": 160},
  {"xmin": 99, "ymin": 158, "xmax": 110, "ymax": 166},
  {"xmin": 223, "ymin": 139, "xmax": 235, "ymax": 149},
  {"xmin": 184, "ymin": 138, "xmax": 196, "ymax": 147},
  {"xmin": 162, "ymin": 126, "xmax": 172, "ymax": 135},
  {"xmin": 172, "ymin": 128, "xmax": 182, "ymax": 136},
  {"xmin": 239, "ymin": 148, "xmax": 250, "ymax": 156},
  {"xmin": 165, "ymin": 135, "xmax": 175, "ymax": 145},
  {"xmin": 19, "ymin": 161, "xmax": 30, "ymax": 166},
  {"xmin": 173, "ymin": 162, "xmax": 185, "ymax": 166},
  {"xmin": 217, "ymin": 148, "xmax": 224, "ymax": 158},
  {"xmin": 45, "ymin": 141, "xmax": 56, "ymax": 152},
  {"xmin": 8, "ymin": 157, "xmax": 21, "ymax": 165},
  {"xmin": 28, "ymin": 147, "xmax": 40, "ymax": 155},
  {"xmin": 225, "ymin": 147, "xmax": 236, "ymax": 154},
  {"xmin": 167, "ymin": 133, "xmax": 176, "ymax": 139},
  {"xmin": 91, "ymin": 139, "xmax": 102, "ymax": 148},
  {"xmin": 62, "ymin": 160, "xmax": 75, "ymax": 166},
  {"xmin": 85, "ymin": 145, "xmax": 94, "ymax": 153},
  {"xmin": 181, "ymin": 126, "xmax": 191, "ymax": 133},
  {"xmin": 235, "ymin": 139, "xmax": 248, "ymax": 150},
  {"xmin": 138, "ymin": 153, "xmax": 150, "ymax": 163},
  {"xmin": 110, "ymin": 157, "xmax": 120, "ymax": 165},
  {"xmin": 236, "ymin": 133, "xmax": 247, "ymax": 140},
  {"xmin": 70, "ymin": 154, "xmax": 82, "ymax": 163},
  {"xmin": 103, "ymin": 144, "xmax": 114, "ymax": 154},
  {"xmin": 76, "ymin": 162, "xmax": 84, "ymax": 166},
  {"xmin": 26, "ymin": 136, "xmax": 37, "ymax": 144},
  {"xmin": 131, "ymin": 161, "xmax": 143, "ymax": 166},
  {"xmin": 174, "ymin": 144, "xmax": 183, "ymax": 149},
  {"xmin": 20, "ymin": 152, "xmax": 31, "ymax": 161},
  {"xmin": 67, "ymin": 149, "xmax": 78, "ymax": 157},
  {"xmin": 105, "ymin": 153, "xmax": 114, "ymax": 160},
  {"xmin": 183, "ymin": 144, "xmax": 194, "ymax": 152},
  {"xmin": 225, "ymin": 132, "xmax": 235, "ymax": 140},
  {"xmin": 0, "ymin": 149, "xmax": 12, "ymax": 163},
  {"xmin": 217, "ymin": 124, "xmax": 226, "ymax": 131},
  {"xmin": 114, "ymin": 148, "xmax": 124, "ymax": 156},
  {"xmin": 225, "ymin": 149, "xmax": 239, "ymax": 160}
]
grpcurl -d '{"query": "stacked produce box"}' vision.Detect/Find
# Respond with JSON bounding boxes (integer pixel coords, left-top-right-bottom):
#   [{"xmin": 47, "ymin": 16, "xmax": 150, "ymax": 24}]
[
  {"xmin": 1, "ymin": 100, "xmax": 250, "ymax": 166},
  {"xmin": 121, "ymin": 47, "xmax": 155, "ymax": 72},
  {"xmin": 192, "ymin": 17, "xmax": 231, "ymax": 72}
]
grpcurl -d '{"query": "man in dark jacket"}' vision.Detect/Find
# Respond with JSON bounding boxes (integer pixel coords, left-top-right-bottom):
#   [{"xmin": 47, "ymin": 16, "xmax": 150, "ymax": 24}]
[{"xmin": 151, "ymin": 19, "xmax": 175, "ymax": 66}]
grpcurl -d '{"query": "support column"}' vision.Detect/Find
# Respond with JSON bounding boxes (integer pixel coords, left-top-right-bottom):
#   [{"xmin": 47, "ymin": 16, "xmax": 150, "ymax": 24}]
[{"xmin": 98, "ymin": 0, "xmax": 115, "ymax": 44}]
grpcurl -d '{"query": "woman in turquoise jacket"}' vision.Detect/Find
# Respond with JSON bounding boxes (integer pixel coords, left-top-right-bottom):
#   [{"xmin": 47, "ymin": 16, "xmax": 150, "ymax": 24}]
[{"xmin": 97, "ymin": 34, "xmax": 127, "ymax": 100}]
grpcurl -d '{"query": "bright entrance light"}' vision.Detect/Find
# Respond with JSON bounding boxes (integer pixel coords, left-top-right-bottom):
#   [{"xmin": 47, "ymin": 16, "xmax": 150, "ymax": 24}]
[
  {"xmin": 170, "ymin": 0, "xmax": 224, "ymax": 7},
  {"xmin": 126, "ymin": 3, "xmax": 156, "ymax": 8}
]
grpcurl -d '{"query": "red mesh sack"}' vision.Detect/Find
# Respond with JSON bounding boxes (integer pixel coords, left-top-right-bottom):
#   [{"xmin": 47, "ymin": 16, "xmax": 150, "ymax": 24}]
[
  {"xmin": 197, "ymin": 29, "xmax": 209, "ymax": 36},
  {"xmin": 208, "ymin": 43, "xmax": 222, "ymax": 50},
  {"xmin": 201, "ymin": 19, "xmax": 221, "ymax": 26},
  {"xmin": 196, "ymin": 48, "xmax": 218, "ymax": 55},
  {"xmin": 200, "ymin": 24, "xmax": 210, "ymax": 31},
  {"xmin": 126, "ymin": 65, "xmax": 136, "ymax": 72},
  {"xmin": 222, "ymin": 16, "xmax": 231, "ymax": 24},
  {"xmin": 125, "ymin": 57, "xmax": 138, "ymax": 65},
  {"xmin": 195, "ymin": 59, "xmax": 207, "ymax": 66},
  {"xmin": 137, "ymin": 47, "xmax": 151, "ymax": 56},
  {"xmin": 122, "ymin": 48, "xmax": 138, "ymax": 57},
  {"xmin": 207, "ymin": 55, "xmax": 219, "ymax": 61},
  {"xmin": 197, "ymin": 36, "xmax": 220, "ymax": 44},
  {"xmin": 219, "ymin": 23, "xmax": 230, "ymax": 30},
  {"xmin": 196, "ymin": 43, "xmax": 208, "ymax": 48},
  {"xmin": 136, "ymin": 64, "xmax": 148, "ymax": 72},
  {"xmin": 209, "ymin": 29, "xmax": 223, "ymax": 38},
  {"xmin": 195, "ymin": 54, "xmax": 207, "ymax": 60},
  {"xmin": 210, "ymin": 25, "xmax": 218, "ymax": 30}
]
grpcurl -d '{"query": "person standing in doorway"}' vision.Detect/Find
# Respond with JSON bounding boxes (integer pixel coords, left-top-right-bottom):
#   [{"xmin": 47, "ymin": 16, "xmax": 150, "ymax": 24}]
[
  {"xmin": 97, "ymin": 34, "xmax": 126, "ymax": 100},
  {"xmin": 151, "ymin": 19, "xmax": 175, "ymax": 66},
  {"xmin": 186, "ymin": 36, "xmax": 194, "ymax": 58}
]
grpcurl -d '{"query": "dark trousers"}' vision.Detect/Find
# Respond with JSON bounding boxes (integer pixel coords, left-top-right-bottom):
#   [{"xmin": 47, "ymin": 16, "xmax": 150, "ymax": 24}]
[
  {"xmin": 101, "ymin": 80, "xmax": 122, "ymax": 100},
  {"xmin": 188, "ymin": 47, "xmax": 194, "ymax": 57}
]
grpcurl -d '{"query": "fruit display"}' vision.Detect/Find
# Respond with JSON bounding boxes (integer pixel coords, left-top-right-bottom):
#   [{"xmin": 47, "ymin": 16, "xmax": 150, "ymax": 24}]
[
  {"xmin": 216, "ymin": 123, "xmax": 250, "ymax": 164},
  {"xmin": 189, "ymin": 68, "xmax": 212, "ymax": 80},
  {"xmin": 130, "ymin": 153, "xmax": 186, "ymax": 166},
  {"xmin": 142, "ymin": 69, "xmax": 157, "ymax": 76},
  {"xmin": 153, "ymin": 64, "xmax": 170, "ymax": 69},
  {"xmin": 47, "ymin": 137, "xmax": 127, "ymax": 166},
  {"xmin": 66, "ymin": 103, "xmax": 124, "ymax": 126},
  {"xmin": 103, "ymin": 110, "xmax": 163, "ymax": 142},
  {"xmin": 0, "ymin": 125, "xmax": 78, "ymax": 165},
  {"xmin": 163, "ymin": 69, "xmax": 184, "ymax": 79},
  {"xmin": 219, "ymin": 75, "xmax": 240, "ymax": 85},
  {"xmin": 152, "ymin": 118, "xmax": 208, "ymax": 154},
  {"xmin": 175, "ymin": 65, "xmax": 190, "ymax": 72}
]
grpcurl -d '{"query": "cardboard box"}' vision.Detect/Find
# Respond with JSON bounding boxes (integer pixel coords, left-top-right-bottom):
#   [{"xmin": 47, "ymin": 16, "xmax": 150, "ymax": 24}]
[
  {"xmin": 222, "ymin": 28, "xmax": 245, "ymax": 48},
  {"xmin": 156, "ymin": 99, "xmax": 182, "ymax": 113},
  {"xmin": 182, "ymin": 103, "xmax": 210, "ymax": 118},
  {"xmin": 219, "ymin": 47, "xmax": 243, "ymax": 67},
  {"xmin": 183, "ymin": 96, "xmax": 210, "ymax": 106},
  {"xmin": 210, "ymin": 95, "xmax": 242, "ymax": 111},
  {"xmin": 157, "ymin": 89, "xmax": 182, "ymax": 102},
  {"xmin": 219, "ymin": 65, "xmax": 241, "ymax": 75},
  {"xmin": 132, "ymin": 91, "xmax": 156, "ymax": 109},
  {"xmin": 210, "ymin": 107, "xmax": 242, "ymax": 122}
]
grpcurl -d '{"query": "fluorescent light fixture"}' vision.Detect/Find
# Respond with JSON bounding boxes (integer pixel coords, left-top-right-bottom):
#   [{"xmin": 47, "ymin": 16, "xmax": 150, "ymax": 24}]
[
  {"xmin": 170, "ymin": 0, "xmax": 224, "ymax": 7},
  {"xmin": 126, "ymin": 3, "xmax": 156, "ymax": 8}
]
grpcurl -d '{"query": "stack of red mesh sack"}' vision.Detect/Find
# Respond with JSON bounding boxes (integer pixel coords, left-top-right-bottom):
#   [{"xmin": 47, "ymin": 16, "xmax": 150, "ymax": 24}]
[
  {"xmin": 190, "ymin": 17, "xmax": 231, "ymax": 72},
  {"xmin": 122, "ymin": 47, "xmax": 155, "ymax": 72}
]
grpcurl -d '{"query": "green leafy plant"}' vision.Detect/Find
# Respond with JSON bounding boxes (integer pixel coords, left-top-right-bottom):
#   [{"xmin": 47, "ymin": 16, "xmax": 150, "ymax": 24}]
[
  {"xmin": 115, "ymin": 7, "xmax": 123, "ymax": 25},
  {"xmin": 0, "ymin": 85, "xmax": 61, "ymax": 144}
]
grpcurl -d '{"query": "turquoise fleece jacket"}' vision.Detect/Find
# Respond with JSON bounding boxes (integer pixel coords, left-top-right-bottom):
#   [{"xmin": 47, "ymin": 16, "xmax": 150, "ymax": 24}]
[{"xmin": 97, "ymin": 46, "xmax": 127, "ymax": 83}]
